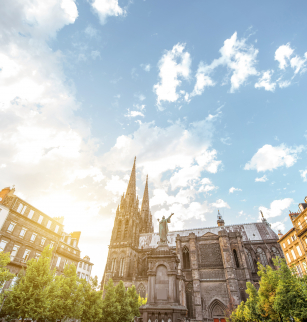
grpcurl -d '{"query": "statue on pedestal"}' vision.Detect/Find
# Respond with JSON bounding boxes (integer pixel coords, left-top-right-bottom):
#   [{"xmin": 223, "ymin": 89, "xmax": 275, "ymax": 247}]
[{"xmin": 158, "ymin": 213, "xmax": 174, "ymax": 244}]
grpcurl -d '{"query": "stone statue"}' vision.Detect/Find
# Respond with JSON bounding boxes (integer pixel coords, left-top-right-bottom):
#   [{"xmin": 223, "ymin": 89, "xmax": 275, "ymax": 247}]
[{"xmin": 158, "ymin": 213, "xmax": 174, "ymax": 243}]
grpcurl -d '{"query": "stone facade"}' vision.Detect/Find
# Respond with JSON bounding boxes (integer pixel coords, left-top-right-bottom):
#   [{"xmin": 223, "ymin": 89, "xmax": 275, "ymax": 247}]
[
  {"xmin": 77, "ymin": 255, "xmax": 94, "ymax": 281},
  {"xmin": 102, "ymin": 160, "xmax": 283, "ymax": 322},
  {"xmin": 278, "ymin": 196, "xmax": 307, "ymax": 276},
  {"xmin": 0, "ymin": 186, "xmax": 87, "ymax": 288}
]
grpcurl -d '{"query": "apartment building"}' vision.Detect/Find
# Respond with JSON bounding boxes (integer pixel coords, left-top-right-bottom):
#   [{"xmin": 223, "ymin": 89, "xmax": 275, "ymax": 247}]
[
  {"xmin": 278, "ymin": 196, "xmax": 307, "ymax": 276},
  {"xmin": 77, "ymin": 255, "xmax": 94, "ymax": 282},
  {"xmin": 0, "ymin": 186, "xmax": 88, "ymax": 287}
]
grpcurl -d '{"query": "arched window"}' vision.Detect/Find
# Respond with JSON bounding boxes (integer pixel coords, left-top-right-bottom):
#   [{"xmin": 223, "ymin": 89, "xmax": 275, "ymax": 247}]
[
  {"xmin": 182, "ymin": 246, "xmax": 190, "ymax": 269},
  {"xmin": 138, "ymin": 283, "xmax": 146, "ymax": 298},
  {"xmin": 271, "ymin": 246, "xmax": 280, "ymax": 258},
  {"xmin": 116, "ymin": 221, "xmax": 122, "ymax": 240},
  {"xmin": 245, "ymin": 248, "xmax": 255, "ymax": 272},
  {"xmin": 123, "ymin": 219, "xmax": 129, "ymax": 239},
  {"xmin": 111, "ymin": 258, "xmax": 116, "ymax": 272},
  {"xmin": 185, "ymin": 283, "xmax": 193, "ymax": 318},
  {"xmin": 119, "ymin": 257, "xmax": 125, "ymax": 277},
  {"xmin": 233, "ymin": 249, "xmax": 240, "ymax": 268},
  {"xmin": 257, "ymin": 247, "xmax": 268, "ymax": 266}
]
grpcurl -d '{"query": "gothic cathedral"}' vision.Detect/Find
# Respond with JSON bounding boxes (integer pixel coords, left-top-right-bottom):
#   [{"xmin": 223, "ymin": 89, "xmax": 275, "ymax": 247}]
[{"xmin": 102, "ymin": 159, "xmax": 283, "ymax": 322}]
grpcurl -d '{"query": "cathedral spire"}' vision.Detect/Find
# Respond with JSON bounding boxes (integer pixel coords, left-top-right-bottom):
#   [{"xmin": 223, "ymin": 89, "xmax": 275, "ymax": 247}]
[
  {"xmin": 125, "ymin": 157, "xmax": 136, "ymax": 204},
  {"xmin": 141, "ymin": 175, "xmax": 149, "ymax": 220}
]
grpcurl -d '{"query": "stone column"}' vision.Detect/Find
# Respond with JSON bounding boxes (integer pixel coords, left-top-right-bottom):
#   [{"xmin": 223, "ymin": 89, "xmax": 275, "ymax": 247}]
[
  {"xmin": 188, "ymin": 232, "xmax": 202, "ymax": 320},
  {"xmin": 176, "ymin": 235, "xmax": 183, "ymax": 275},
  {"xmin": 218, "ymin": 230, "xmax": 241, "ymax": 306},
  {"xmin": 236, "ymin": 232, "xmax": 251, "ymax": 282},
  {"xmin": 148, "ymin": 274, "xmax": 155, "ymax": 304}
]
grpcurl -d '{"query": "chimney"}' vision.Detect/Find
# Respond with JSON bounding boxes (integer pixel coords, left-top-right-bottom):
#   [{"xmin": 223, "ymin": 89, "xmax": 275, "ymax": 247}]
[{"xmin": 278, "ymin": 230, "xmax": 283, "ymax": 239}]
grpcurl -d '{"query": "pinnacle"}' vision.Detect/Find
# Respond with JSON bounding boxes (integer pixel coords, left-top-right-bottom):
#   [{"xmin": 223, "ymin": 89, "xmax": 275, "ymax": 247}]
[
  {"xmin": 141, "ymin": 174, "xmax": 149, "ymax": 218},
  {"xmin": 125, "ymin": 157, "xmax": 137, "ymax": 204}
]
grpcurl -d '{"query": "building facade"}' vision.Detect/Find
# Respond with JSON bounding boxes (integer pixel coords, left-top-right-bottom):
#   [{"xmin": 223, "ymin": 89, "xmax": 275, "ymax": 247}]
[
  {"xmin": 0, "ymin": 186, "xmax": 88, "ymax": 288},
  {"xmin": 77, "ymin": 255, "xmax": 94, "ymax": 281},
  {"xmin": 278, "ymin": 196, "xmax": 307, "ymax": 276},
  {"xmin": 102, "ymin": 159, "xmax": 282, "ymax": 322}
]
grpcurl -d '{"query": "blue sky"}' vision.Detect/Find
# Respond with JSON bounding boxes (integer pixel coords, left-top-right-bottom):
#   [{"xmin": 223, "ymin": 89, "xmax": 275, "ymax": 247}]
[{"xmin": 0, "ymin": 0, "xmax": 307, "ymax": 279}]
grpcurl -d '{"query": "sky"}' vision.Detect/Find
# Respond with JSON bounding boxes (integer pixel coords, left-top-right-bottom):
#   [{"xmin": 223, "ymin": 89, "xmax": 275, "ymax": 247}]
[{"xmin": 0, "ymin": 0, "xmax": 307, "ymax": 281}]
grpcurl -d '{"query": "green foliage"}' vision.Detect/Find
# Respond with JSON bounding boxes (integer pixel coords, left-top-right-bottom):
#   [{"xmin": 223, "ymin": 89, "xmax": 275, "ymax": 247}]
[
  {"xmin": 101, "ymin": 279, "xmax": 120, "ymax": 322},
  {"xmin": 115, "ymin": 280, "xmax": 131, "ymax": 322},
  {"xmin": 229, "ymin": 257, "xmax": 307, "ymax": 322},
  {"xmin": 138, "ymin": 295, "xmax": 147, "ymax": 307},
  {"xmin": 3, "ymin": 246, "xmax": 55, "ymax": 321},
  {"xmin": 80, "ymin": 276, "xmax": 103, "ymax": 322},
  {"xmin": 0, "ymin": 252, "xmax": 14, "ymax": 291},
  {"xmin": 127, "ymin": 285, "xmax": 140, "ymax": 319}
]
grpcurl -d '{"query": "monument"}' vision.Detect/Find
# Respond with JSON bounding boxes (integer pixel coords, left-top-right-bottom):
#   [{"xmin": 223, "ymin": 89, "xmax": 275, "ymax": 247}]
[{"xmin": 139, "ymin": 213, "xmax": 188, "ymax": 322}]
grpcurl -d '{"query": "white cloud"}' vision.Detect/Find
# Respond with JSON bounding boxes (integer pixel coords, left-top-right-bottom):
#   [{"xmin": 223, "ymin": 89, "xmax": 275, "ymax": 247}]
[
  {"xmin": 189, "ymin": 62, "xmax": 215, "ymax": 98},
  {"xmin": 271, "ymin": 221, "xmax": 286, "ymax": 232},
  {"xmin": 259, "ymin": 198, "xmax": 293, "ymax": 219},
  {"xmin": 91, "ymin": 0, "xmax": 126, "ymax": 25},
  {"xmin": 198, "ymin": 178, "xmax": 217, "ymax": 194},
  {"xmin": 141, "ymin": 64, "xmax": 151, "ymax": 72},
  {"xmin": 255, "ymin": 175, "xmax": 268, "ymax": 182},
  {"xmin": 275, "ymin": 44, "xmax": 294, "ymax": 69},
  {"xmin": 229, "ymin": 187, "xmax": 242, "ymax": 193},
  {"xmin": 255, "ymin": 70, "xmax": 276, "ymax": 91},
  {"xmin": 125, "ymin": 110, "xmax": 145, "ymax": 118},
  {"xmin": 91, "ymin": 50, "xmax": 101, "ymax": 59},
  {"xmin": 290, "ymin": 55, "xmax": 307, "ymax": 74},
  {"xmin": 153, "ymin": 43, "xmax": 191, "ymax": 108},
  {"xmin": 134, "ymin": 93, "xmax": 146, "ymax": 101},
  {"xmin": 197, "ymin": 32, "xmax": 259, "ymax": 93},
  {"xmin": 244, "ymin": 144, "xmax": 304, "ymax": 172},
  {"xmin": 105, "ymin": 175, "xmax": 127, "ymax": 195},
  {"xmin": 211, "ymin": 199, "xmax": 230, "ymax": 209},
  {"xmin": 84, "ymin": 25, "xmax": 98, "ymax": 38},
  {"xmin": 150, "ymin": 188, "xmax": 196, "ymax": 207},
  {"xmin": 133, "ymin": 104, "xmax": 146, "ymax": 111},
  {"xmin": 300, "ymin": 169, "xmax": 307, "ymax": 182},
  {"xmin": 278, "ymin": 80, "xmax": 291, "ymax": 88}
]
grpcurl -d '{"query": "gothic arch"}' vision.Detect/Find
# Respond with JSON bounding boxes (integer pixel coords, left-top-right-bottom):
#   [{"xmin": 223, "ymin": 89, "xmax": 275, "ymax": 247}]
[
  {"xmin": 152, "ymin": 260, "xmax": 172, "ymax": 272},
  {"xmin": 257, "ymin": 247, "xmax": 268, "ymax": 266},
  {"xmin": 137, "ymin": 283, "xmax": 146, "ymax": 298},
  {"xmin": 271, "ymin": 246, "xmax": 280, "ymax": 258},
  {"xmin": 233, "ymin": 249, "xmax": 240, "ymax": 268},
  {"xmin": 207, "ymin": 299, "xmax": 227, "ymax": 319},
  {"xmin": 245, "ymin": 248, "xmax": 255, "ymax": 272},
  {"xmin": 182, "ymin": 245, "xmax": 190, "ymax": 269}
]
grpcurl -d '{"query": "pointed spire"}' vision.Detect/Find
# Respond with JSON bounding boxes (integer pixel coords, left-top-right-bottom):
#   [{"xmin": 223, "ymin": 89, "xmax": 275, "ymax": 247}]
[
  {"xmin": 125, "ymin": 157, "xmax": 137, "ymax": 205},
  {"xmin": 141, "ymin": 175, "xmax": 150, "ymax": 221}
]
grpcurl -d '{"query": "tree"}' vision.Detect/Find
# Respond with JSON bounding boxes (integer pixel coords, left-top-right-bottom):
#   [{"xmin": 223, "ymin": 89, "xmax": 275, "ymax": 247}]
[
  {"xmin": 273, "ymin": 257, "xmax": 307, "ymax": 322},
  {"xmin": 229, "ymin": 300, "xmax": 245, "ymax": 322},
  {"xmin": 80, "ymin": 276, "xmax": 103, "ymax": 322},
  {"xmin": 0, "ymin": 251, "xmax": 14, "ymax": 291},
  {"xmin": 115, "ymin": 280, "xmax": 131, "ymax": 322},
  {"xmin": 244, "ymin": 282, "xmax": 261, "ymax": 322},
  {"xmin": 49, "ymin": 263, "xmax": 84, "ymax": 321},
  {"xmin": 101, "ymin": 279, "xmax": 120, "ymax": 322},
  {"xmin": 2, "ymin": 246, "xmax": 55, "ymax": 322},
  {"xmin": 127, "ymin": 285, "xmax": 140, "ymax": 320}
]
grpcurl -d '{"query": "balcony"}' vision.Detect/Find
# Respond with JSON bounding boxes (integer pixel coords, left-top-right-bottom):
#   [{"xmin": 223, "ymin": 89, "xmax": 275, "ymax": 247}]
[{"xmin": 295, "ymin": 220, "xmax": 307, "ymax": 237}]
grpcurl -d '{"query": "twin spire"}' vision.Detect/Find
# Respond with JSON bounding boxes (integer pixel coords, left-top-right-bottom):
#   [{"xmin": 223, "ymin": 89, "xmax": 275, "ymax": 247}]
[{"xmin": 125, "ymin": 157, "xmax": 150, "ymax": 215}]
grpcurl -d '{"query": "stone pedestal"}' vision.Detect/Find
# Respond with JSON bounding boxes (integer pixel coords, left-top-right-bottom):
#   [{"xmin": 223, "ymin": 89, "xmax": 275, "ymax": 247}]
[{"xmin": 139, "ymin": 244, "xmax": 187, "ymax": 322}]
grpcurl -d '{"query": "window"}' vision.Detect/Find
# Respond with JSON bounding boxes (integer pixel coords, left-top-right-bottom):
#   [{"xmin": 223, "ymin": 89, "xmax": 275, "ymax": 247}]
[
  {"xmin": 287, "ymin": 239, "xmax": 291, "ymax": 245},
  {"xmin": 79, "ymin": 262, "xmax": 82, "ymax": 268},
  {"xmin": 21, "ymin": 205, "xmax": 27, "ymax": 215},
  {"xmin": 116, "ymin": 221, "xmax": 122, "ymax": 240},
  {"xmin": 81, "ymin": 273, "xmax": 85, "ymax": 279},
  {"xmin": 283, "ymin": 243, "xmax": 286, "ymax": 249},
  {"xmin": 50, "ymin": 241, "xmax": 54, "ymax": 249},
  {"xmin": 245, "ymin": 248, "xmax": 255, "ymax": 272},
  {"xmin": 296, "ymin": 245, "xmax": 302, "ymax": 257},
  {"xmin": 30, "ymin": 233, "xmax": 37, "ymax": 242},
  {"xmin": 305, "ymin": 216, "xmax": 307, "ymax": 224},
  {"xmin": 296, "ymin": 264, "xmax": 303, "ymax": 278},
  {"xmin": 138, "ymin": 283, "xmax": 146, "ymax": 298},
  {"xmin": 38, "ymin": 215, "xmax": 43, "ymax": 224},
  {"xmin": 28, "ymin": 210, "xmax": 34, "ymax": 219},
  {"xmin": 77, "ymin": 272, "xmax": 80, "ymax": 277},
  {"xmin": 286, "ymin": 253, "xmax": 291, "ymax": 263},
  {"xmin": 88, "ymin": 265, "xmax": 91, "ymax": 272},
  {"xmin": 0, "ymin": 240, "xmax": 8, "ymax": 252},
  {"xmin": 22, "ymin": 249, "xmax": 31, "ymax": 261},
  {"xmin": 10, "ymin": 276, "xmax": 18, "ymax": 288},
  {"xmin": 84, "ymin": 264, "xmax": 88, "ymax": 271},
  {"xmin": 111, "ymin": 258, "xmax": 116, "ymax": 272},
  {"xmin": 16, "ymin": 203, "xmax": 23, "ymax": 213},
  {"xmin": 19, "ymin": 228, "xmax": 27, "ymax": 238},
  {"xmin": 10, "ymin": 245, "xmax": 20, "ymax": 260},
  {"xmin": 46, "ymin": 220, "xmax": 52, "ymax": 229},
  {"xmin": 305, "ymin": 238, "xmax": 307, "ymax": 245},
  {"xmin": 291, "ymin": 249, "xmax": 297, "ymax": 260},
  {"xmin": 182, "ymin": 246, "xmax": 190, "ymax": 269},
  {"xmin": 233, "ymin": 249, "xmax": 240, "ymax": 268},
  {"xmin": 7, "ymin": 222, "xmax": 16, "ymax": 233},
  {"xmin": 185, "ymin": 282, "xmax": 193, "ymax": 318},
  {"xmin": 41, "ymin": 237, "xmax": 46, "ymax": 246},
  {"xmin": 257, "ymin": 248, "xmax": 268, "ymax": 266},
  {"xmin": 119, "ymin": 258, "xmax": 125, "ymax": 277},
  {"xmin": 55, "ymin": 225, "xmax": 59, "ymax": 233},
  {"xmin": 56, "ymin": 257, "xmax": 61, "ymax": 267},
  {"xmin": 64, "ymin": 259, "xmax": 68, "ymax": 267},
  {"xmin": 292, "ymin": 234, "xmax": 297, "ymax": 241},
  {"xmin": 298, "ymin": 222, "xmax": 303, "ymax": 230},
  {"xmin": 35, "ymin": 253, "xmax": 40, "ymax": 260}
]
